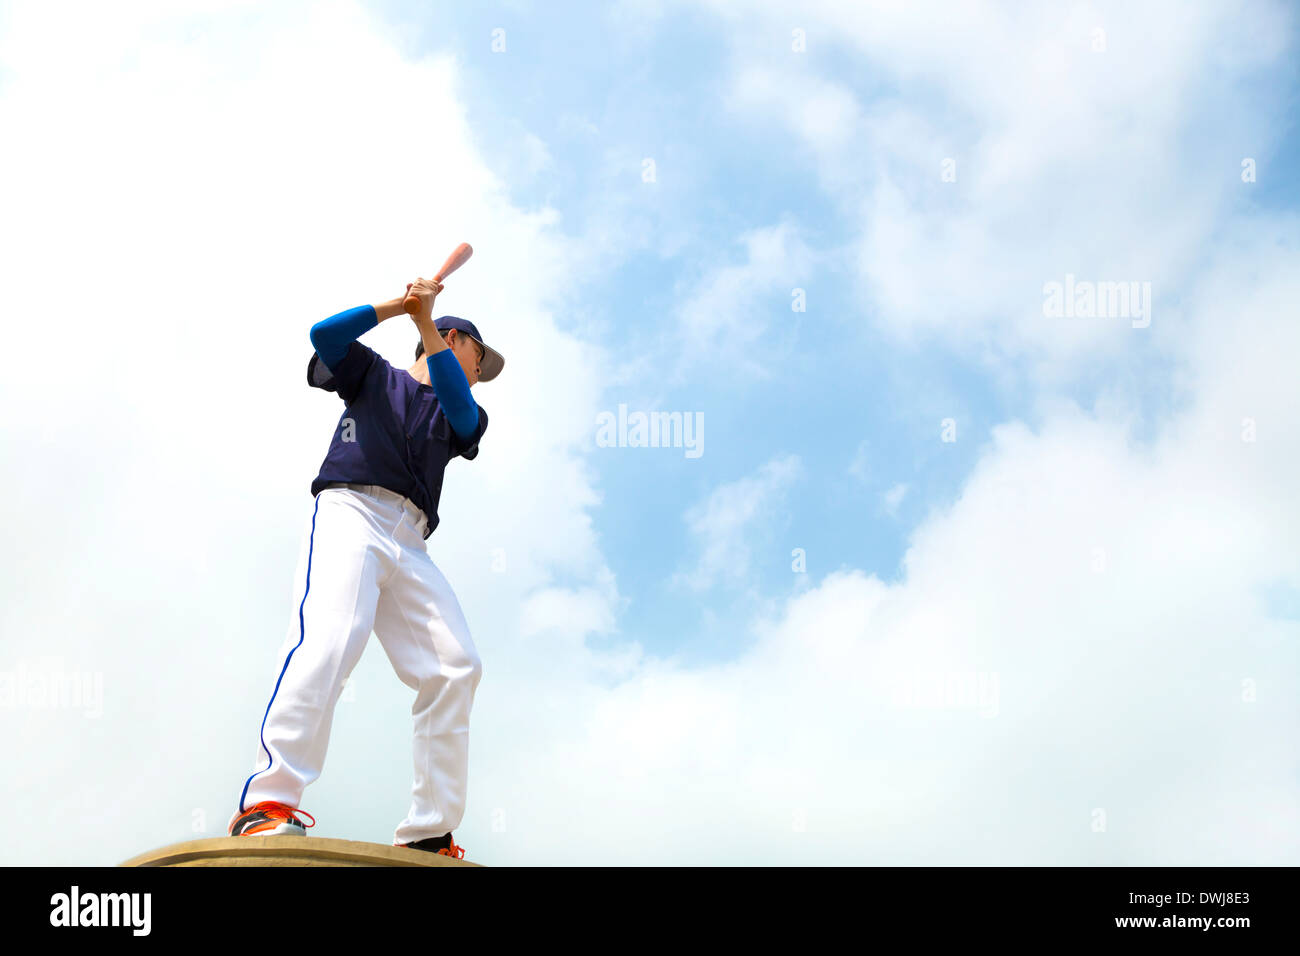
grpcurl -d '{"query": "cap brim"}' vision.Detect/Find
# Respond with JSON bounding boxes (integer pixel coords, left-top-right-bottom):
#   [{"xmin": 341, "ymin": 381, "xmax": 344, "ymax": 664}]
[{"xmin": 477, "ymin": 343, "xmax": 504, "ymax": 382}]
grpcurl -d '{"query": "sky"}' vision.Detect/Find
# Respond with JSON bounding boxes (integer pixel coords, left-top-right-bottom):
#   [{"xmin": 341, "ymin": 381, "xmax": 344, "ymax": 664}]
[{"xmin": 1, "ymin": 0, "xmax": 1297, "ymax": 866}]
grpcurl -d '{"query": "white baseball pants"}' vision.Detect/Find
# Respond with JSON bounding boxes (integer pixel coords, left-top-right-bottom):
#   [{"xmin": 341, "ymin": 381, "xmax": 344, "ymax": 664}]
[{"xmin": 235, "ymin": 484, "xmax": 483, "ymax": 845}]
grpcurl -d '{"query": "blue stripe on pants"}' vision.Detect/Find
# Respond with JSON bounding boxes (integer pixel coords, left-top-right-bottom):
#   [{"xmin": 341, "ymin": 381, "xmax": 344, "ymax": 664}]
[{"xmin": 239, "ymin": 495, "xmax": 322, "ymax": 812}]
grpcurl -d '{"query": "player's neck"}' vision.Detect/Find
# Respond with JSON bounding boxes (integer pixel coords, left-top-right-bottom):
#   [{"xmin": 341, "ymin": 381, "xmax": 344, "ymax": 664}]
[{"xmin": 407, "ymin": 361, "xmax": 431, "ymax": 387}]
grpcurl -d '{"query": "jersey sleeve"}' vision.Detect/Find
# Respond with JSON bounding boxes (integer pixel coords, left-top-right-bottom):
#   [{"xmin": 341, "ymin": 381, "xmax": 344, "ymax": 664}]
[
  {"xmin": 307, "ymin": 340, "xmax": 379, "ymax": 405},
  {"xmin": 310, "ymin": 305, "xmax": 379, "ymax": 368},
  {"xmin": 450, "ymin": 405, "xmax": 488, "ymax": 461}
]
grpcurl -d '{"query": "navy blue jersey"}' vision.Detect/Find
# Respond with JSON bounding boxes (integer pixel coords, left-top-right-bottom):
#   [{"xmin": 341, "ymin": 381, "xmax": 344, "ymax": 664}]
[{"xmin": 307, "ymin": 341, "xmax": 487, "ymax": 538}]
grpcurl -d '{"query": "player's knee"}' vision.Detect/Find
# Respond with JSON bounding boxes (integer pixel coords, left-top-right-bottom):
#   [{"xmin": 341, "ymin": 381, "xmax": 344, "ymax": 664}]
[{"xmin": 429, "ymin": 645, "xmax": 480, "ymax": 686}]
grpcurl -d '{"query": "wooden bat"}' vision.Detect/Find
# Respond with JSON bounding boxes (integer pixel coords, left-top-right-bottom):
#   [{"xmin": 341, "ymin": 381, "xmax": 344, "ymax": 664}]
[{"xmin": 403, "ymin": 242, "xmax": 474, "ymax": 314}]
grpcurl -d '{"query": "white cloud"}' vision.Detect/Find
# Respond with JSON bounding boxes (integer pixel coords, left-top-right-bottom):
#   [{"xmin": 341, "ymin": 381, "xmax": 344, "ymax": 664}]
[
  {"xmin": 0, "ymin": 0, "xmax": 622, "ymax": 864},
  {"xmin": 882, "ymin": 482, "xmax": 907, "ymax": 514},
  {"xmin": 671, "ymin": 222, "xmax": 814, "ymax": 383},
  {"xmin": 470, "ymin": 238, "xmax": 1300, "ymax": 861},
  {"xmin": 671, "ymin": 454, "xmax": 803, "ymax": 592},
  {"xmin": 714, "ymin": 0, "xmax": 1295, "ymax": 381},
  {"xmin": 848, "ymin": 440, "xmax": 870, "ymax": 482}
]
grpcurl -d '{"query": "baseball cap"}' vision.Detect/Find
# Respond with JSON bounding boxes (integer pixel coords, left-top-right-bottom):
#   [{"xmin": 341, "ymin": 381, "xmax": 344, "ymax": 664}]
[{"xmin": 435, "ymin": 315, "xmax": 504, "ymax": 382}]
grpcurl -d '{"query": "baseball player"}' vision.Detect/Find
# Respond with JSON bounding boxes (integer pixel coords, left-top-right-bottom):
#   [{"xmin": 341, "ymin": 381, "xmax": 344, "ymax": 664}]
[{"xmin": 227, "ymin": 276, "xmax": 503, "ymax": 860}]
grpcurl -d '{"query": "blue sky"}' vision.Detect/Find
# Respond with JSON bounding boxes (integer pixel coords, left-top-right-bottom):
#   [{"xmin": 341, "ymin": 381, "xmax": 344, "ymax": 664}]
[
  {"xmin": 2, "ymin": 0, "xmax": 1298, "ymax": 865},
  {"xmin": 360, "ymin": 0, "xmax": 1300, "ymax": 666},
  {"xmin": 372, "ymin": 2, "xmax": 1022, "ymax": 663}
]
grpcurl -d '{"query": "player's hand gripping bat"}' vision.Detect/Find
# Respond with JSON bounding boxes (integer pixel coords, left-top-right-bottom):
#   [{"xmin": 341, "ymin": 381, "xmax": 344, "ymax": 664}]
[{"xmin": 403, "ymin": 242, "xmax": 473, "ymax": 314}]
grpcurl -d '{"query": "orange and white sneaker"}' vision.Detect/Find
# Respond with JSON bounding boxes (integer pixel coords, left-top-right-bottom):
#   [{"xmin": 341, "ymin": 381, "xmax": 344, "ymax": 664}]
[
  {"xmin": 395, "ymin": 834, "xmax": 466, "ymax": 859},
  {"xmin": 228, "ymin": 801, "xmax": 316, "ymax": 836}
]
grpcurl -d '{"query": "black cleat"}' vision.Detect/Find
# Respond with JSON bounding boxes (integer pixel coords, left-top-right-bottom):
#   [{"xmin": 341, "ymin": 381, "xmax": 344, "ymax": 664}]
[{"xmin": 395, "ymin": 833, "xmax": 466, "ymax": 859}]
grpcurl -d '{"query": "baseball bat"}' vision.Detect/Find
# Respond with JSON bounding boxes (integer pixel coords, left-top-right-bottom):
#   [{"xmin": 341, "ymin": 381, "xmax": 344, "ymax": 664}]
[{"xmin": 403, "ymin": 242, "xmax": 474, "ymax": 314}]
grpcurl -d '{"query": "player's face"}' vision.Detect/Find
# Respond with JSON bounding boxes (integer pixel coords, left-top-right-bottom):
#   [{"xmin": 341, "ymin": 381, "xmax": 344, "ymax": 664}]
[{"xmin": 449, "ymin": 330, "xmax": 484, "ymax": 386}]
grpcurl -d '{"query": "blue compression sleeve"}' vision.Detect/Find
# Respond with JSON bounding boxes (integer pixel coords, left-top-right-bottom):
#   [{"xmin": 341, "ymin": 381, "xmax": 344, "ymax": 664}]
[
  {"xmin": 426, "ymin": 349, "xmax": 479, "ymax": 440},
  {"xmin": 309, "ymin": 305, "xmax": 378, "ymax": 368}
]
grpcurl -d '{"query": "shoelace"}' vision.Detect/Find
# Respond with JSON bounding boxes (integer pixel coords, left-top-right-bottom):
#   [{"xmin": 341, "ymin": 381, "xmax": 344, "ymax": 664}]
[
  {"xmin": 437, "ymin": 840, "xmax": 466, "ymax": 860},
  {"xmin": 254, "ymin": 801, "xmax": 316, "ymax": 829}
]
